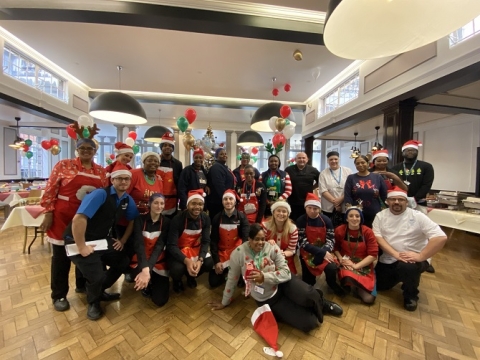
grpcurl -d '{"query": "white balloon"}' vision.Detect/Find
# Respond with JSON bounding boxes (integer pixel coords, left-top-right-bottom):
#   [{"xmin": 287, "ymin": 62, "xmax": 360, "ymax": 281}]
[
  {"xmin": 78, "ymin": 115, "xmax": 92, "ymax": 127},
  {"xmin": 283, "ymin": 124, "xmax": 296, "ymax": 139},
  {"xmin": 105, "ymin": 152, "xmax": 110, "ymax": 157},
  {"xmin": 125, "ymin": 137, "xmax": 135, "ymax": 146},
  {"xmin": 287, "ymin": 112, "xmax": 296, "ymax": 125},
  {"xmin": 269, "ymin": 116, "xmax": 278, "ymax": 132}
]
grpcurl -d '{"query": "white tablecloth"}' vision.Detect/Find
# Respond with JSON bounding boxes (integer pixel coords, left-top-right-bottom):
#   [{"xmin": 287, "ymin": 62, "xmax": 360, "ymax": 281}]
[
  {"xmin": 428, "ymin": 209, "xmax": 480, "ymax": 234},
  {"xmin": 1, "ymin": 207, "xmax": 45, "ymax": 231},
  {"xmin": 0, "ymin": 190, "xmax": 44, "ymax": 207}
]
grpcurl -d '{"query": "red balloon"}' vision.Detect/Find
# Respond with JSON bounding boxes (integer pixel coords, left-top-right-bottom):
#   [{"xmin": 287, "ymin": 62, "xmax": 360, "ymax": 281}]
[
  {"xmin": 23, "ymin": 145, "xmax": 29, "ymax": 151},
  {"xmin": 185, "ymin": 108, "xmax": 197, "ymax": 124},
  {"xmin": 272, "ymin": 133, "xmax": 286, "ymax": 148},
  {"xmin": 128, "ymin": 131, "xmax": 137, "ymax": 141},
  {"xmin": 251, "ymin": 147, "xmax": 259, "ymax": 155},
  {"xmin": 272, "ymin": 88, "xmax": 279, "ymax": 97},
  {"xmin": 50, "ymin": 139, "xmax": 59, "ymax": 146},
  {"xmin": 109, "ymin": 154, "xmax": 115, "ymax": 160},
  {"xmin": 280, "ymin": 105, "xmax": 291, "ymax": 118},
  {"xmin": 66, "ymin": 125, "xmax": 77, "ymax": 139},
  {"xmin": 41, "ymin": 140, "xmax": 52, "ymax": 150},
  {"xmin": 284, "ymin": 84, "xmax": 291, "ymax": 92}
]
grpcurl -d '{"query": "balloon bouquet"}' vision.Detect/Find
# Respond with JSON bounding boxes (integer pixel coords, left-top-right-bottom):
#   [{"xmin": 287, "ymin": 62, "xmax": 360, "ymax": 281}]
[
  {"xmin": 265, "ymin": 104, "xmax": 295, "ymax": 155},
  {"xmin": 65, "ymin": 115, "xmax": 100, "ymax": 157},
  {"xmin": 20, "ymin": 139, "xmax": 35, "ymax": 159}
]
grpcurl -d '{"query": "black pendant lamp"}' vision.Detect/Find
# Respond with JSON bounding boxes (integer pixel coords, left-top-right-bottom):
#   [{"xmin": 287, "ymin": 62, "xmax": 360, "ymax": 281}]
[
  {"xmin": 250, "ymin": 102, "xmax": 296, "ymax": 132},
  {"xmin": 237, "ymin": 130, "xmax": 264, "ymax": 147},
  {"xmin": 9, "ymin": 117, "xmax": 25, "ymax": 149},
  {"xmin": 144, "ymin": 126, "xmax": 171, "ymax": 143}
]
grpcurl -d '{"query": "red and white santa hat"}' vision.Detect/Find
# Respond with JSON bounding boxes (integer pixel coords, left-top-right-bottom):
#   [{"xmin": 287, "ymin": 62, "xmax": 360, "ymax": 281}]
[
  {"xmin": 223, "ymin": 189, "xmax": 242, "ymax": 203},
  {"xmin": 402, "ymin": 140, "xmax": 422, "ymax": 151},
  {"xmin": 114, "ymin": 142, "xmax": 134, "ymax": 156},
  {"xmin": 251, "ymin": 304, "xmax": 283, "ymax": 358},
  {"xmin": 387, "ymin": 186, "xmax": 408, "ymax": 199},
  {"xmin": 371, "ymin": 149, "xmax": 389, "ymax": 161},
  {"xmin": 193, "ymin": 147, "xmax": 204, "ymax": 157},
  {"xmin": 160, "ymin": 132, "xmax": 175, "ymax": 146},
  {"xmin": 187, "ymin": 189, "xmax": 206, "ymax": 205},
  {"xmin": 110, "ymin": 162, "xmax": 132, "ymax": 179},
  {"xmin": 304, "ymin": 192, "xmax": 321, "ymax": 209}
]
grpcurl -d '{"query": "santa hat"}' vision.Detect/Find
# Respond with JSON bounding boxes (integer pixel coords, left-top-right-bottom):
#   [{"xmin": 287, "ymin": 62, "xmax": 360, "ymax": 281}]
[
  {"xmin": 223, "ymin": 189, "xmax": 242, "ymax": 203},
  {"xmin": 387, "ymin": 186, "xmax": 408, "ymax": 199},
  {"xmin": 187, "ymin": 189, "xmax": 205, "ymax": 205},
  {"xmin": 270, "ymin": 200, "xmax": 291, "ymax": 215},
  {"xmin": 110, "ymin": 163, "xmax": 132, "ymax": 179},
  {"xmin": 304, "ymin": 193, "xmax": 321, "ymax": 209},
  {"xmin": 402, "ymin": 140, "xmax": 422, "ymax": 151},
  {"xmin": 371, "ymin": 149, "xmax": 389, "ymax": 161},
  {"xmin": 159, "ymin": 132, "xmax": 175, "ymax": 147},
  {"xmin": 141, "ymin": 151, "xmax": 160, "ymax": 163},
  {"xmin": 251, "ymin": 304, "xmax": 283, "ymax": 358},
  {"xmin": 193, "ymin": 148, "xmax": 204, "ymax": 157},
  {"xmin": 114, "ymin": 142, "xmax": 133, "ymax": 156}
]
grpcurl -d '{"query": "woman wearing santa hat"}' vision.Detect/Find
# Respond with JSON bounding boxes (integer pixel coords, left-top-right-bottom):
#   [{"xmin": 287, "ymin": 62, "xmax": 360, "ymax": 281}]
[
  {"xmin": 262, "ymin": 200, "xmax": 298, "ymax": 274},
  {"xmin": 178, "ymin": 148, "xmax": 208, "ymax": 211},
  {"xmin": 324, "ymin": 206, "xmax": 378, "ymax": 303},
  {"xmin": 209, "ymin": 189, "xmax": 250, "ymax": 288},
  {"xmin": 208, "ymin": 223, "xmax": 343, "ymax": 333},
  {"xmin": 104, "ymin": 142, "xmax": 134, "ymax": 177},
  {"xmin": 296, "ymin": 193, "xmax": 336, "ymax": 286},
  {"xmin": 236, "ymin": 164, "xmax": 267, "ymax": 224},
  {"xmin": 40, "ymin": 125, "xmax": 108, "ymax": 312},
  {"xmin": 129, "ymin": 193, "xmax": 171, "ymax": 307},
  {"xmin": 370, "ymin": 149, "xmax": 408, "ymax": 191}
]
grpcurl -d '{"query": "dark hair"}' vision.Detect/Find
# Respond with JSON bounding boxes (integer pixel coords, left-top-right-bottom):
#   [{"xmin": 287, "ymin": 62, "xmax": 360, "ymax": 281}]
[
  {"xmin": 244, "ymin": 164, "xmax": 254, "ymax": 172},
  {"xmin": 241, "ymin": 152, "xmax": 250, "ymax": 158},
  {"xmin": 327, "ymin": 151, "xmax": 339, "ymax": 158},
  {"xmin": 160, "ymin": 143, "xmax": 174, "ymax": 151},
  {"xmin": 268, "ymin": 154, "xmax": 281, "ymax": 168},
  {"xmin": 248, "ymin": 223, "xmax": 264, "ymax": 239},
  {"xmin": 215, "ymin": 147, "xmax": 225, "ymax": 159},
  {"xmin": 354, "ymin": 155, "xmax": 369, "ymax": 164}
]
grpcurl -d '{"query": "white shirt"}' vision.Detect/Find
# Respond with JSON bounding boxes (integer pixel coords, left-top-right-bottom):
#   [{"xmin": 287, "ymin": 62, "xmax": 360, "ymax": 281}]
[
  {"xmin": 318, "ymin": 166, "xmax": 352, "ymax": 213},
  {"xmin": 372, "ymin": 207, "xmax": 446, "ymax": 264}
]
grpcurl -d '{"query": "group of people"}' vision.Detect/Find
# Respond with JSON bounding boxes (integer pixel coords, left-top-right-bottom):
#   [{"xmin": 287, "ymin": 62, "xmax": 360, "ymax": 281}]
[{"xmin": 39, "ymin": 129, "xmax": 447, "ymax": 333}]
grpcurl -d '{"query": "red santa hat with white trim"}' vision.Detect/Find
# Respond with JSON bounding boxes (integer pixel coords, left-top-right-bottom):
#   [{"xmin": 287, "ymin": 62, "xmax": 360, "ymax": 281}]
[
  {"xmin": 160, "ymin": 132, "xmax": 175, "ymax": 147},
  {"xmin": 223, "ymin": 189, "xmax": 242, "ymax": 203},
  {"xmin": 187, "ymin": 189, "xmax": 206, "ymax": 205},
  {"xmin": 193, "ymin": 147, "xmax": 204, "ymax": 157},
  {"xmin": 387, "ymin": 186, "xmax": 408, "ymax": 199},
  {"xmin": 110, "ymin": 162, "xmax": 132, "ymax": 179},
  {"xmin": 304, "ymin": 192, "xmax": 321, "ymax": 209},
  {"xmin": 371, "ymin": 149, "xmax": 389, "ymax": 161},
  {"xmin": 114, "ymin": 142, "xmax": 134, "ymax": 156},
  {"xmin": 402, "ymin": 140, "xmax": 422, "ymax": 151},
  {"xmin": 251, "ymin": 304, "xmax": 283, "ymax": 358}
]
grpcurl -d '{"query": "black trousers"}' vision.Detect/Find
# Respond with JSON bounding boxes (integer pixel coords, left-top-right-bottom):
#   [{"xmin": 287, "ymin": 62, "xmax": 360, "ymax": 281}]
[
  {"xmin": 289, "ymin": 204, "xmax": 305, "ymax": 222},
  {"xmin": 257, "ymin": 276, "xmax": 323, "ymax": 333},
  {"xmin": 168, "ymin": 256, "xmax": 214, "ymax": 282},
  {"xmin": 209, "ymin": 268, "xmax": 228, "ymax": 288},
  {"xmin": 150, "ymin": 272, "xmax": 170, "ymax": 307},
  {"xmin": 375, "ymin": 261, "xmax": 429, "ymax": 301},
  {"xmin": 69, "ymin": 241, "xmax": 129, "ymax": 304},
  {"xmin": 300, "ymin": 257, "xmax": 317, "ymax": 286},
  {"xmin": 207, "ymin": 203, "xmax": 223, "ymax": 223},
  {"xmin": 51, "ymin": 244, "xmax": 85, "ymax": 300},
  {"xmin": 323, "ymin": 262, "xmax": 341, "ymax": 289}
]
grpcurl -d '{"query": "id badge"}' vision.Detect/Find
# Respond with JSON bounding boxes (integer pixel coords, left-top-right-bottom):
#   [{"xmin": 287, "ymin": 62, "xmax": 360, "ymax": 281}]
[
  {"xmin": 199, "ymin": 178, "xmax": 207, "ymax": 184},
  {"xmin": 254, "ymin": 285, "xmax": 265, "ymax": 294},
  {"xmin": 404, "ymin": 180, "xmax": 410, "ymax": 186},
  {"xmin": 269, "ymin": 190, "xmax": 277, "ymax": 197}
]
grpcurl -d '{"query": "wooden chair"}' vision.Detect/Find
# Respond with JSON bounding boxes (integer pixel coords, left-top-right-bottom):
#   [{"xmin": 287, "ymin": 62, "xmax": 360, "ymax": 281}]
[{"xmin": 28, "ymin": 189, "xmax": 43, "ymax": 198}]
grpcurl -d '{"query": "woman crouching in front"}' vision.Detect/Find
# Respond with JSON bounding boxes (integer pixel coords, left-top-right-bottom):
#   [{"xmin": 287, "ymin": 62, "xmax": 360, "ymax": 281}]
[{"xmin": 208, "ymin": 224, "xmax": 343, "ymax": 333}]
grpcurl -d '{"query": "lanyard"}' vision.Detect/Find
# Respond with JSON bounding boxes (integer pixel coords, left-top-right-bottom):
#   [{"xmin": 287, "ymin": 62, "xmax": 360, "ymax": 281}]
[
  {"xmin": 249, "ymin": 247, "xmax": 265, "ymax": 270},
  {"xmin": 242, "ymin": 180, "xmax": 256, "ymax": 201},
  {"xmin": 403, "ymin": 160, "xmax": 417, "ymax": 179},
  {"xmin": 329, "ymin": 168, "xmax": 342, "ymax": 185}
]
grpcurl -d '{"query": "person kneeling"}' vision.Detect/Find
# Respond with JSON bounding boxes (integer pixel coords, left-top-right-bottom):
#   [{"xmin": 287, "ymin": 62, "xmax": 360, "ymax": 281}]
[
  {"xmin": 208, "ymin": 224, "xmax": 342, "ymax": 333},
  {"xmin": 167, "ymin": 189, "xmax": 214, "ymax": 292},
  {"xmin": 130, "ymin": 193, "xmax": 171, "ymax": 307}
]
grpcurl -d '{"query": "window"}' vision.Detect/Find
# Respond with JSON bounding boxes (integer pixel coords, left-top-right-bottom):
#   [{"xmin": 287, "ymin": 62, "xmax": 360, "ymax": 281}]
[
  {"xmin": 450, "ymin": 15, "xmax": 480, "ymax": 46},
  {"xmin": 19, "ymin": 134, "xmax": 45, "ymax": 179},
  {"xmin": 3, "ymin": 45, "xmax": 68, "ymax": 102},
  {"xmin": 319, "ymin": 73, "xmax": 360, "ymax": 117}
]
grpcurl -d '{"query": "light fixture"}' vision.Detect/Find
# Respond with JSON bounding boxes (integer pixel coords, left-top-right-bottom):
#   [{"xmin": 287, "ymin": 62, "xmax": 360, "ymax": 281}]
[
  {"xmin": 250, "ymin": 102, "xmax": 296, "ymax": 132},
  {"xmin": 89, "ymin": 66, "xmax": 147, "ymax": 124},
  {"xmin": 371, "ymin": 126, "xmax": 383, "ymax": 152},
  {"xmin": 293, "ymin": 50, "xmax": 303, "ymax": 61},
  {"xmin": 350, "ymin": 132, "xmax": 360, "ymax": 159},
  {"xmin": 144, "ymin": 109, "xmax": 172, "ymax": 142},
  {"xmin": 237, "ymin": 130, "xmax": 264, "ymax": 147},
  {"xmin": 324, "ymin": 0, "xmax": 480, "ymax": 60},
  {"xmin": 9, "ymin": 117, "xmax": 25, "ymax": 149}
]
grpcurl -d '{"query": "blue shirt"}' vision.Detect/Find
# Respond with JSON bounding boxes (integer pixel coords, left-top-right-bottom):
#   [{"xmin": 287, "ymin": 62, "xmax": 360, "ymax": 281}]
[{"xmin": 77, "ymin": 186, "xmax": 139, "ymax": 221}]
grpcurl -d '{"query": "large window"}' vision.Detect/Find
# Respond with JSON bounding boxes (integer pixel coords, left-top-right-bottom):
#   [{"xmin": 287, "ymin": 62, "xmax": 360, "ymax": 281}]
[
  {"xmin": 19, "ymin": 133, "xmax": 46, "ymax": 179},
  {"xmin": 319, "ymin": 74, "xmax": 360, "ymax": 117},
  {"xmin": 450, "ymin": 15, "xmax": 480, "ymax": 46},
  {"xmin": 3, "ymin": 45, "xmax": 68, "ymax": 102}
]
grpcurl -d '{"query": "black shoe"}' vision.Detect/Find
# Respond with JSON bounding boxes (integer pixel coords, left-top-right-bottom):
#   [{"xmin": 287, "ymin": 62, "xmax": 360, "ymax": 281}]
[
  {"xmin": 404, "ymin": 299, "xmax": 418, "ymax": 311},
  {"xmin": 173, "ymin": 281, "xmax": 184, "ymax": 293},
  {"xmin": 87, "ymin": 302, "xmax": 103, "ymax": 320},
  {"xmin": 186, "ymin": 277, "xmax": 197, "ymax": 289},
  {"xmin": 323, "ymin": 299, "xmax": 343, "ymax": 316},
  {"xmin": 53, "ymin": 298, "xmax": 70, "ymax": 312},
  {"xmin": 141, "ymin": 285, "xmax": 152, "ymax": 298},
  {"xmin": 124, "ymin": 273, "xmax": 135, "ymax": 283},
  {"xmin": 100, "ymin": 291, "xmax": 121, "ymax": 301},
  {"xmin": 75, "ymin": 287, "xmax": 86, "ymax": 294},
  {"xmin": 426, "ymin": 265, "xmax": 435, "ymax": 273}
]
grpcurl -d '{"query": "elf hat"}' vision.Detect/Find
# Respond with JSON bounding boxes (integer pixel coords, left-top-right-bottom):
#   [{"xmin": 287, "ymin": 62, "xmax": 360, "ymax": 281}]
[
  {"xmin": 402, "ymin": 140, "xmax": 422, "ymax": 151},
  {"xmin": 387, "ymin": 186, "xmax": 408, "ymax": 199},
  {"xmin": 371, "ymin": 149, "xmax": 389, "ymax": 161},
  {"xmin": 110, "ymin": 163, "xmax": 132, "ymax": 179},
  {"xmin": 114, "ymin": 142, "xmax": 134, "ymax": 156},
  {"xmin": 251, "ymin": 304, "xmax": 283, "ymax": 358},
  {"xmin": 223, "ymin": 189, "xmax": 242, "ymax": 203},
  {"xmin": 187, "ymin": 189, "xmax": 206, "ymax": 205},
  {"xmin": 159, "ymin": 132, "xmax": 175, "ymax": 147},
  {"xmin": 304, "ymin": 193, "xmax": 321, "ymax": 209}
]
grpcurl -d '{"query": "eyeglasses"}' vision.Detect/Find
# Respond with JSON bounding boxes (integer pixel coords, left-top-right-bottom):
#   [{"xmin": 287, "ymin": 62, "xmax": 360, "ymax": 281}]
[
  {"xmin": 77, "ymin": 147, "xmax": 95, "ymax": 152},
  {"xmin": 114, "ymin": 177, "xmax": 131, "ymax": 182}
]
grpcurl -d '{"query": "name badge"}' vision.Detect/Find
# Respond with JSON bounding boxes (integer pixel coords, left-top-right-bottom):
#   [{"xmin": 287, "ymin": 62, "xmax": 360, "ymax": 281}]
[
  {"xmin": 269, "ymin": 190, "xmax": 277, "ymax": 196},
  {"xmin": 254, "ymin": 285, "xmax": 264, "ymax": 294},
  {"xmin": 199, "ymin": 178, "xmax": 207, "ymax": 184},
  {"xmin": 404, "ymin": 180, "xmax": 410, "ymax": 186}
]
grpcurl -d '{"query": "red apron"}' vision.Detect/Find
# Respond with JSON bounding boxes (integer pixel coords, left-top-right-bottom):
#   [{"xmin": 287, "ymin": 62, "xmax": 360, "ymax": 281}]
[
  {"xmin": 238, "ymin": 180, "xmax": 260, "ymax": 224},
  {"xmin": 275, "ymin": 233, "xmax": 297, "ymax": 275},
  {"xmin": 218, "ymin": 219, "xmax": 242, "ymax": 264},
  {"xmin": 177, "ymin": 218, "xmax": 202, "ymax": 260},
  {"xmin": 47, "ymin": 172, "xmax": 104, "ymax": 245},
  {"xmin": 300, "ymin": 217, "xmax": 329, "ymax": 276},
  {"xmin": 157, "ymin": 166, "xmax": 177, "ymax": 215},
  {"xmin": 130, "ymin": 218, "xmax": 168, "ymax": 276}
]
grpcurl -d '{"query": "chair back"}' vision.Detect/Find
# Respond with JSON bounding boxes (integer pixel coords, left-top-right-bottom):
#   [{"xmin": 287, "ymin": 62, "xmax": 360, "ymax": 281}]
[{"xmin": 28, "ymin": 189, "xmax": 43, "ymax": 198}]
